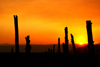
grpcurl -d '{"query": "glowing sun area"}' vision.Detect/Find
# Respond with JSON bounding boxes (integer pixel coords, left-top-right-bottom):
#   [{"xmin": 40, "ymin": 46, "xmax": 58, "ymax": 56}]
[{"xmin": 80, "ymin": 42, "xmax": 83, "ymax": 45}]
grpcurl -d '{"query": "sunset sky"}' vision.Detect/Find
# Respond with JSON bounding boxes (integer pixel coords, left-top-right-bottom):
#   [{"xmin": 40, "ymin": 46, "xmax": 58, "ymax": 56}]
[{"xmin": 0, "ymin": 0, "xmax": 100, "ymax": 45}]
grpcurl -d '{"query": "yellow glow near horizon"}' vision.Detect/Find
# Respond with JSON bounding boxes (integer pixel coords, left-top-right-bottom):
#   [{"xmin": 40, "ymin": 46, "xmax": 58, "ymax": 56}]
[
  {"xmin": 75, "ymin": 35, "xmax": 87, "ymax": 45},
  {"xmin": 80, "ymin": 42, "xmax": 83, "ymax": 45}
]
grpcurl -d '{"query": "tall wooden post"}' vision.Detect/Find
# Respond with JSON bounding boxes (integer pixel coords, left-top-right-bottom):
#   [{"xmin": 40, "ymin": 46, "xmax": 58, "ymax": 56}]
[
  {"xmin": 25, "ymin": 35, "xmax": 31, "ymax": 53},
  {"xmin": 86, "ymin": 20, "xmax": 94, "ymax": 55},
  {"xmin": 58, "ymin": 38, "xmax": 60, "ymax": 53},
  {"xmin": 71, "ymin": 34, "xmax": 76, "ymax": 54},
  {"xmin": 14, "ymin": 15, "xmax": 19, "ymax": 53},
  {"xmin": 65, "ymin": 27, "xmax": 69, "ymax": 54}
]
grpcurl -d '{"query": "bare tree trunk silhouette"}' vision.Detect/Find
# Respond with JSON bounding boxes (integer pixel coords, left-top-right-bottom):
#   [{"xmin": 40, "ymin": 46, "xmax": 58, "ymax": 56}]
[
  {"xmin": 86, "ymin": 20, "xmax": 95, "ymax": 67},
  {"xmin": 25, "ymin": 35, "xmax": 31, "ymax": 53},
  {"xmin": 14, "ymin": 15, "xmax": 19, "ymax": 53},
  {"xmin": 65, "ymin": 27, "xmax": 69, "ymax": 54},
  {"xmin": 71, "ymin": 34, "xmax": 76, "ymax": 54},
  {"xmin": 86, "ymin": 20, "xmax": 94, "ymax": 55},
  {"xmin": 58, "ymin": 38, "xmax": 60, "ymax": 53}
]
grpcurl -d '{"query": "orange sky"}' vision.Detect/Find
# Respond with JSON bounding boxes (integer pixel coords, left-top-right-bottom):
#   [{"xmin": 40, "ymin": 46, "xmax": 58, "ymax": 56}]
[{"xmin": 0, "ymin": 0, "xmax": 100, "ymax": 45}]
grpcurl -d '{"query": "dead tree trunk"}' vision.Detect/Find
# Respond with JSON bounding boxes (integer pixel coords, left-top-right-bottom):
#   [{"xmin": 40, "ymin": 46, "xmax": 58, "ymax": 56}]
[
  {"xmin": 86, "ymin": 20, "xmax": 94, "ymax": 55},
  {"xmin": 65, "ymin": 27, "xmax": 69, "ymax": 54},
  {"xmin": 14, "ymin": 15, "xmax": 19, "ymax": 53},
  {"xmin": 71, "ymin": 34, "xmax": 76, "ymax": 54},
  {"xmin": 25, "ymin": 35, "xmax": 31, "ymax": 53},
  {"xmin": 58, "ymin": 38, "xmax": 60, "ymax": 53}
]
